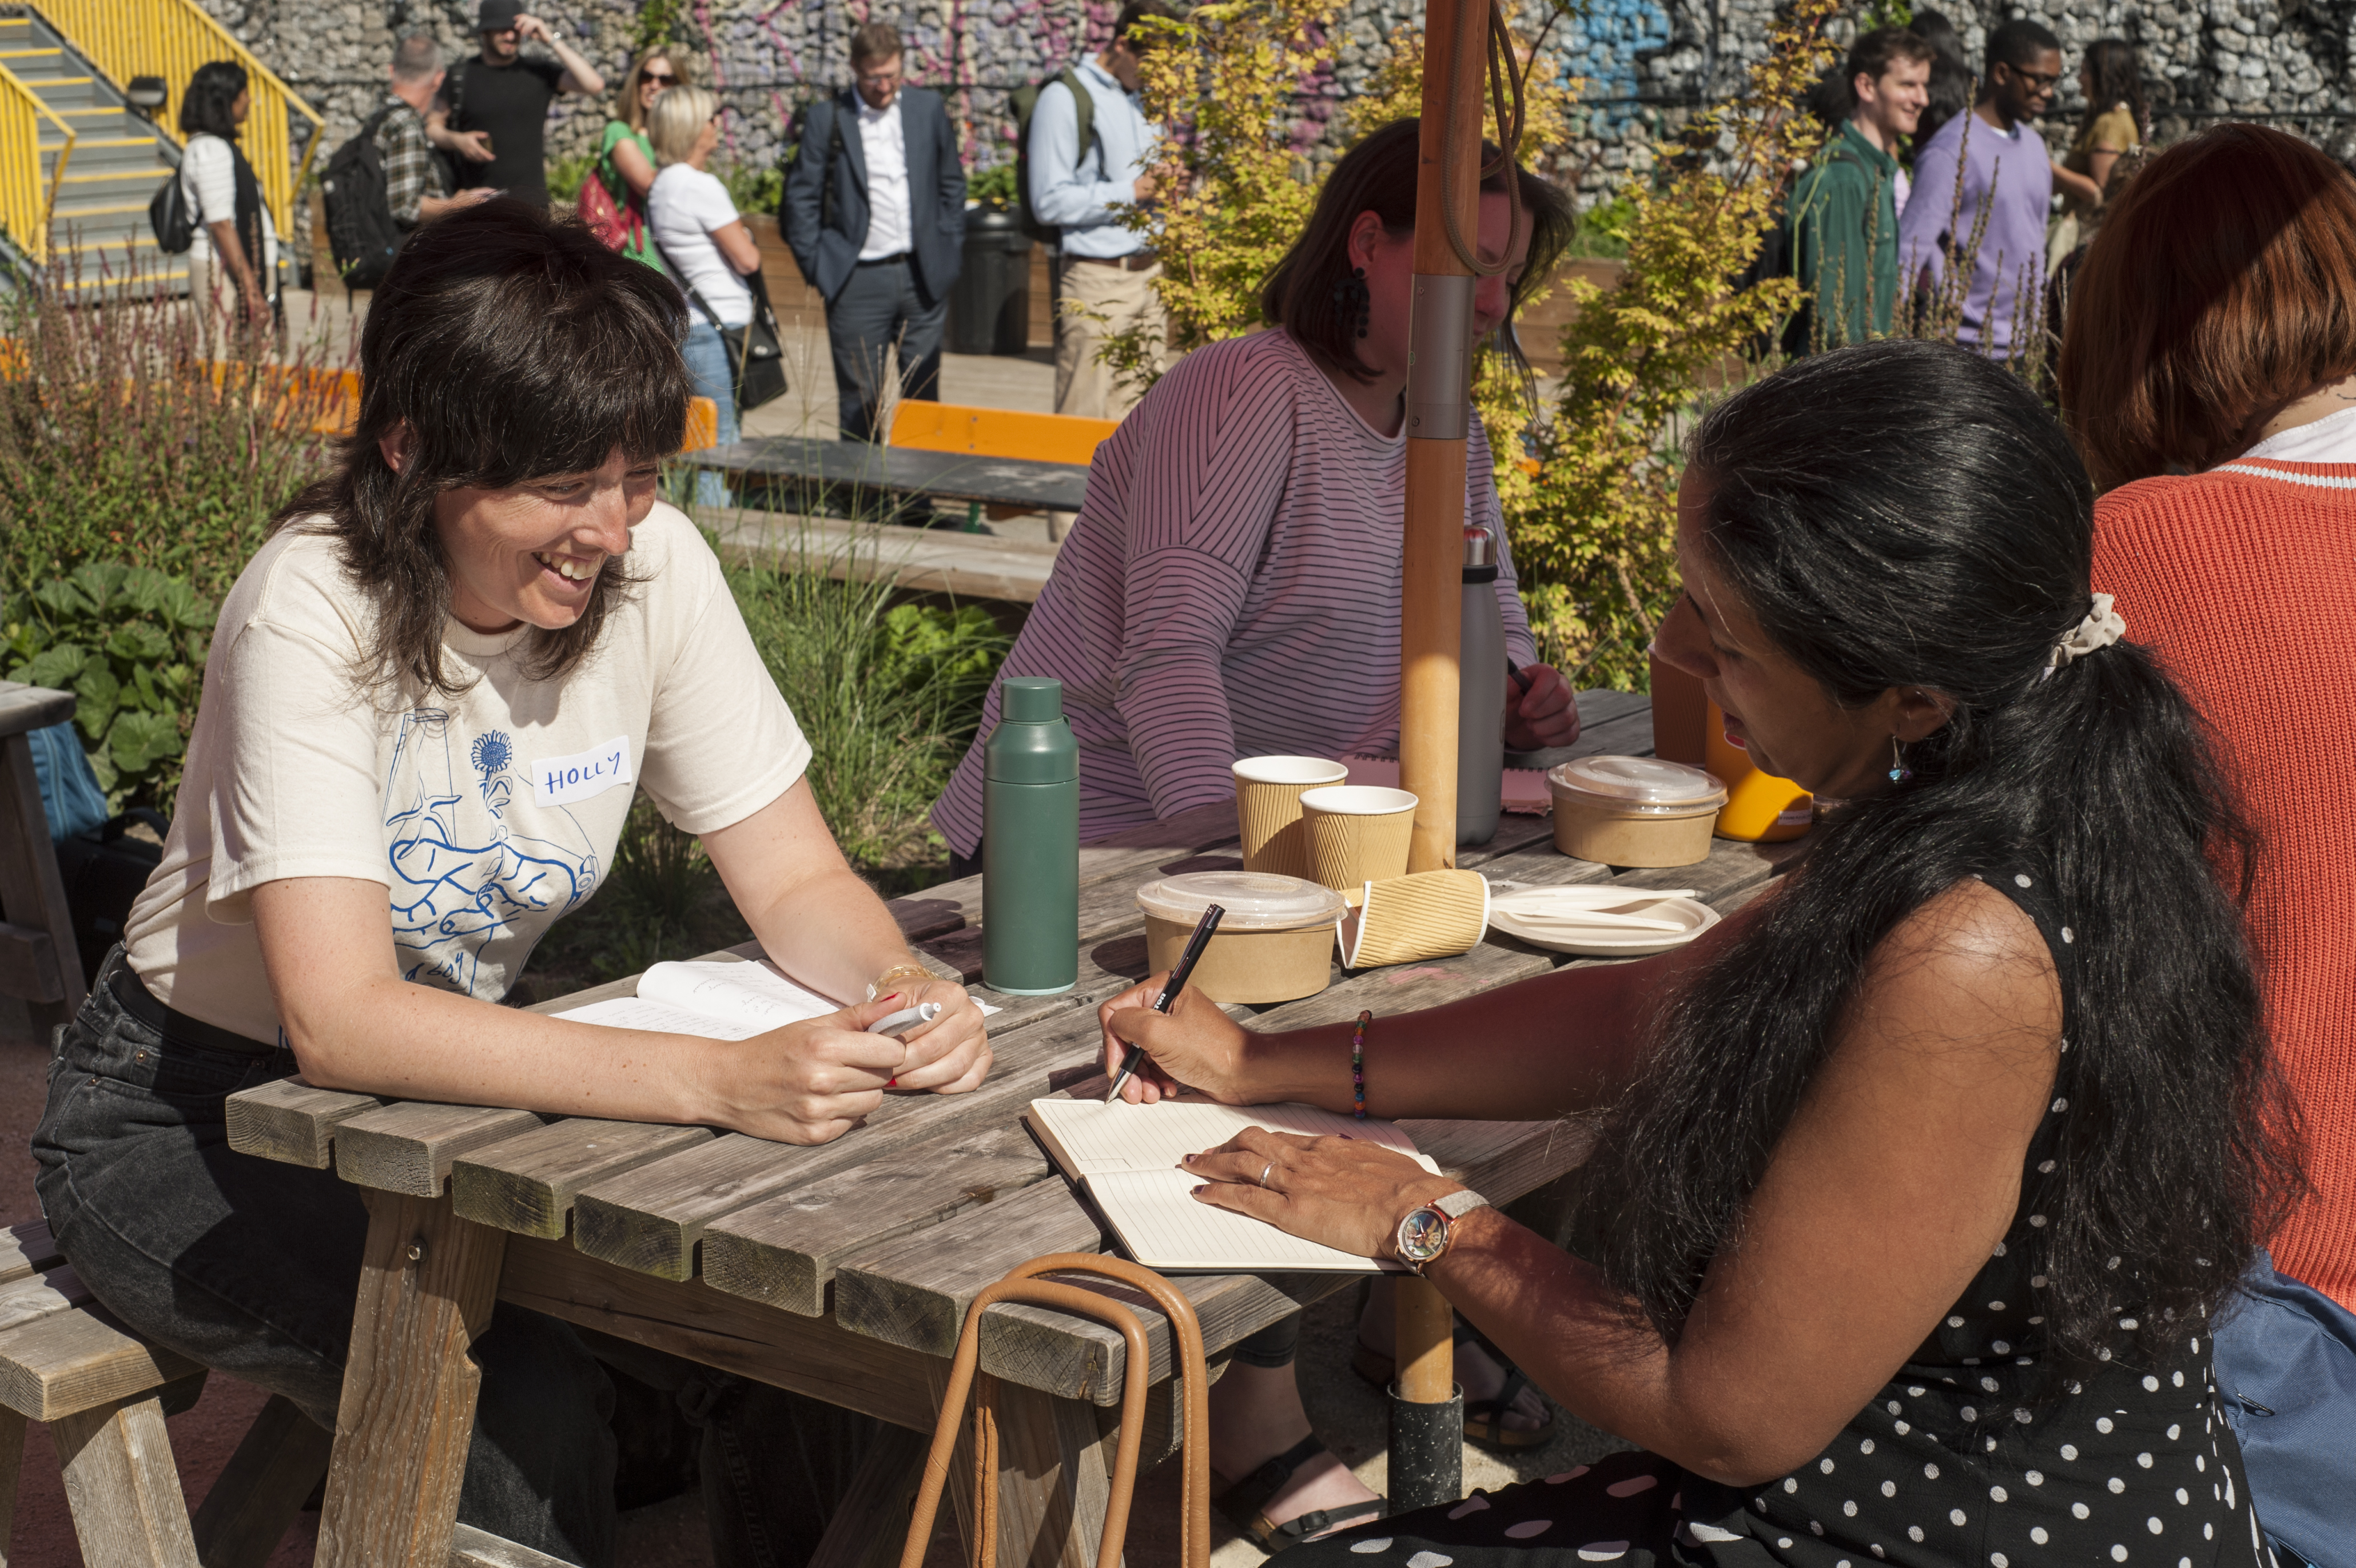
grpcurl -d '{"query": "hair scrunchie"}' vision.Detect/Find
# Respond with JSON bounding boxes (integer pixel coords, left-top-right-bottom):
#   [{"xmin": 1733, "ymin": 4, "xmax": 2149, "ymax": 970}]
[{"xmin": 2045, "ymin": 592, "xmax": 2127, "ymax": 675}]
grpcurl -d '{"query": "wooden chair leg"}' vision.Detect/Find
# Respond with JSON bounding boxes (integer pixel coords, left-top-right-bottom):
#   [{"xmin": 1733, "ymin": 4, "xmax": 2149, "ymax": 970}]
[
  {"xmin": 48, "ymin": 1394, "xmax": 201, "ymax": 1568},
  {"xmin": 190, "ymin": 1394, "xmax": 332, "ymax": 1568},
  {"xmin": 1, "ymin": 1404, "xmax": 26, "ymax": 1568},
  {"xmin": 316, "ymin": 1188, "xmax": 508, "ymax": 1568},
  {"xmin": 985, "ymin": 1379, "xmax": 1123, "ymax": 1568},
  {"xmin": 808, "ymin": 1420, "xmax": 932, "ymax": 1568}
]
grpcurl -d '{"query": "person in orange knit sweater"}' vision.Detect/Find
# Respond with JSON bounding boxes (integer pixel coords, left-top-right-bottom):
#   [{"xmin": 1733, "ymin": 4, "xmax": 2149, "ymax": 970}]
[{"xmin": 2062, "ymin": 122, "xmax": 2356, "ymax": 1568}]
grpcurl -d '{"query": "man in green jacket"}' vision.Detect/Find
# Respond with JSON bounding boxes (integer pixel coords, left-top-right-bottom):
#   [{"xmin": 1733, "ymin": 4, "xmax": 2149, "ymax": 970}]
[{"xmin": 1787, "ymin": 27, "xmax": 1935, "ymax": 351}]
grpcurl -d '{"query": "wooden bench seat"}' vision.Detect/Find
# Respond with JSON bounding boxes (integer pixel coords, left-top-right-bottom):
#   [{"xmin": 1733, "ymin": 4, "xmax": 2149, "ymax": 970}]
[{"xmin": 0, "ymin": 1220, "xmax": 330, "ymax": 1568}]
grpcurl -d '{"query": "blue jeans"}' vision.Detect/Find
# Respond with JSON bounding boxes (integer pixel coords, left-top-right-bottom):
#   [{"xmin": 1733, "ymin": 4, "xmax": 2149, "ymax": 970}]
[
  {"xmin": 682, "ymin": 317, "xmax": 741, "ymax": 510},
  {"xmin": 32, "ymin": 950, "xmax": 882, "ymax": 1568}
]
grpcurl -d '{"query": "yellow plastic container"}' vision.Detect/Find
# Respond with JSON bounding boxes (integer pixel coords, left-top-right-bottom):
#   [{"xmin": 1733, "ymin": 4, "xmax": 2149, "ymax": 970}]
[{"xmin": 1704, "ymin": 714, "xmax": 1815, "ymax": 842}]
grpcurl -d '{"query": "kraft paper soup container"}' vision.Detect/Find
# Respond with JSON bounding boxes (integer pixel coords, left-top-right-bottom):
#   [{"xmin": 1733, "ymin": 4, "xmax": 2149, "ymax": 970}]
[
  {"xmin": 1546, "ymin": 757, "xmax": 1727, "ymax": 868},
  {"xmin": 1136, "ymin": 871, "xmax": 1348, "ymax": 1005},
  {"xmin": 1233, "ymin": 755, "xmax": 1351, "ymax": 879},
  {"xmin": 1299, "ymin": 785, "xmax": 1418, "ymax": 901}
]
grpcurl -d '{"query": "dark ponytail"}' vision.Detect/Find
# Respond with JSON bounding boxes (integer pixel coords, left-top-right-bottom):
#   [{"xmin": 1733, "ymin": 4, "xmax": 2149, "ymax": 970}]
[{"xmin": 1574, "ymin": 340, "xmax": 2301, "ymax": 1378}]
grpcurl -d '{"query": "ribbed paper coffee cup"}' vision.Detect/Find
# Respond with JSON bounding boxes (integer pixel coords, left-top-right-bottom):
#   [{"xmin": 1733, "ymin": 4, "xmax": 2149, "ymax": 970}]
[
  {"xmin": 1340, "ymin": 870, "xmax": 1490, "ymax": 968},
  {"xmin": 1301, "ymin": 785, "xmax": 1416, "ymax": 901},
  {"xmin": 1233, "ymin": 757, "xmax": 1348, "ymax": 880}
]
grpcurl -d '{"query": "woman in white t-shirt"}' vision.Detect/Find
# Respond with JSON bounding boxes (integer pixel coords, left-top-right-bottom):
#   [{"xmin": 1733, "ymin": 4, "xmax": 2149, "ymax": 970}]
[
  {"xmin": 647, "ymin": 83, "xmax": 759, "ymax": 506},
  {"xmin": 31, "ymin": 202, "xmax": 989, "ymax": 1565},
  {"xmin": 177, "ymin": 60, "xmax": 278, "ymax": 356}
]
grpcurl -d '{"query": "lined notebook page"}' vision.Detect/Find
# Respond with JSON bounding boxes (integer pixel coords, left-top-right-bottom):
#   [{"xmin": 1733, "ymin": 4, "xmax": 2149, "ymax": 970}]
[
  {"xmin": 637, "ymin": 961, "xmax": 841, "ymax": 1030},
  {"xmin": 554, "ymin": 996, "xmax": 766, "ymax": 1040},
  {"xmin": 1085, "ymin": 1169, "xmax": 1403, "ymax": 1273},
  {"xmin": 1028, "ymin": 1099, "xmax": 1429, "ymax": 1177}
]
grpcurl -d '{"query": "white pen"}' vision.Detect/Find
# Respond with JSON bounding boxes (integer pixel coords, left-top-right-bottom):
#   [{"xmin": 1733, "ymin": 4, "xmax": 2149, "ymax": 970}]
[{"xmin": 869, "ymin": 1002, "xmax": 942, "ymax": 1040}]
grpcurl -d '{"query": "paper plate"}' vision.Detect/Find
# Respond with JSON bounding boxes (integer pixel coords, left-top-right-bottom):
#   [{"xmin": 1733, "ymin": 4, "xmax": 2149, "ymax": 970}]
[{"xmin": 1485, "ymin": 881, "xmax": 1720, "ymax": 957}]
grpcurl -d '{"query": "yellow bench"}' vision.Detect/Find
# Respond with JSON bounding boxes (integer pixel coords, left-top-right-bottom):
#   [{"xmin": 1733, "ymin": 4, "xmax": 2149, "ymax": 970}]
[{"xmin": 886, "ymin": 403, "xmax": 1117, "ymax": 530}]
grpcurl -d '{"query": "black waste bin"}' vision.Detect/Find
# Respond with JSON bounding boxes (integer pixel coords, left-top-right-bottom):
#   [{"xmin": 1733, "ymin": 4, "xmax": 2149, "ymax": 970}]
[{"xmin": 948, "ymin": 206, "xmax": 1033, "ymax": 356}]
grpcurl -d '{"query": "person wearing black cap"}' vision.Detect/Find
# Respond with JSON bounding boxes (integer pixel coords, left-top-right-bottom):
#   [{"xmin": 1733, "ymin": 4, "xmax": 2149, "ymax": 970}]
[{"xmin": 427, "ymin": 0, "xmax": 604, "ymax": 209}]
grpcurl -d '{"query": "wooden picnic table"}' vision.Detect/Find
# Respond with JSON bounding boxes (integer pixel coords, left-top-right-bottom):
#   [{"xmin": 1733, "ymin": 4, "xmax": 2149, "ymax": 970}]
[
  {"xmin": 222, "ymin": 689, "xmax": 1805, "ymax": 1568},
  {"xmin": 701, "ymin": 437, "xmax": 1093, "ymax": 515}
]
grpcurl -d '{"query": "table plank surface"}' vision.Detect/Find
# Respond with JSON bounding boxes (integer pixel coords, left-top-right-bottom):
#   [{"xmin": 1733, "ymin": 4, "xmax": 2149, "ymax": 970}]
[
  {"xmin": 224, "ymin": 691, "xmax": 1799, "ymax": 1406},
  {"xmin": 702, "ymin": 439, "xmax": 1092, "ymax": 513}
]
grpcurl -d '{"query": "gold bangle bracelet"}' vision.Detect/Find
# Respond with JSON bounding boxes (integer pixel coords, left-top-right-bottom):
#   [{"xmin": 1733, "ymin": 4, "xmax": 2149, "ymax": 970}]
[{"xmin": 866, "ymin": 961, "xmax": 936, "ymax": 1002}]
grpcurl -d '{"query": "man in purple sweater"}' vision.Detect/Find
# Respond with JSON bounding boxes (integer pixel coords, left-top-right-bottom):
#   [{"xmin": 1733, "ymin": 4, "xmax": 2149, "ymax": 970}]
[{"xmin": 1897, "ymin": 17, "xmax": 2061, "ymax": 357}]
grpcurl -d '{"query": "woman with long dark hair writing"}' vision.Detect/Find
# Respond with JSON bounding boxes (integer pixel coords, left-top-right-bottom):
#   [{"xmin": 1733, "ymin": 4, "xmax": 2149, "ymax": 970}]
[{"xmin": 1101, "ymin": 339, "xmax": 2297, "ymax": 1563}]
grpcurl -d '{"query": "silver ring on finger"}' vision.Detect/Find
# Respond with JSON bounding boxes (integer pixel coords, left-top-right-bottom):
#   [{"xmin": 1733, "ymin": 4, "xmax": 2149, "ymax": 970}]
[{"xmin": 1258, "ymin": 1160, "xmax": 1276, "ymax": 1190}]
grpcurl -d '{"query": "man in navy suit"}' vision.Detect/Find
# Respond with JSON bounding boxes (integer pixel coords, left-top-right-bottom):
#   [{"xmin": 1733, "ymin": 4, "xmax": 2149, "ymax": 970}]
[{"xmin": 782, "ymin": 21, "xmax": 966, "ymax": 443}]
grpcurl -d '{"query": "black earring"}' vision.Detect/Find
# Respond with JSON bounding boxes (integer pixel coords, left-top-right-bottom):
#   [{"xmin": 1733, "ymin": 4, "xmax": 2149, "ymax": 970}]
[{"xmin": 1332, "ymin": 265, "xmax": 1370, "ymax": 340}]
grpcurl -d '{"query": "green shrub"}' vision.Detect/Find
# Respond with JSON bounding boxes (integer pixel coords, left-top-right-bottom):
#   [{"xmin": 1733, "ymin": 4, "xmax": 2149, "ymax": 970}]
[
  {"xmin": 0, "ymin": 261, "xmax": 345, "ymax": 606},
  {"xmin": 965, "ymin": 162, "xmax": 1018, "ymax": 212},
  {"xmin": 727, "ymin": 539, "xmax": 1010, "ymax": 874},
  {"xmin": 547, "ymin": 152, "xmax": 595, "ymax": 206},
  {"xmin": 718, "ymin": 160, "xmax": 782, "ymax": 217},
  {"xmin": 3, "ymin": 563, "xmax": 212, "ymax": 810}
]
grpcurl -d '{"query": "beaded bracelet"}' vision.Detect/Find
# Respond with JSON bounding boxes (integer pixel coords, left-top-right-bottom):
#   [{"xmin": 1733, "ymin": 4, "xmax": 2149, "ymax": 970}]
[{"xmin": 1352, "ymin": 1009, "xmax": 1372, "ymax": 1120}]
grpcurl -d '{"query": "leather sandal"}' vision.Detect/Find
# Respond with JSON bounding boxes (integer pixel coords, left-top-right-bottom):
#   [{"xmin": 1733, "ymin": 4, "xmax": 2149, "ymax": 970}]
[
  {"xmin": 1351, "ymin": 1322, "xmax": 1558, "ymax": 1454},
  {"xmin": 1212, "ymin": 1434, "xmax": 1386, "ymax": 1554}
]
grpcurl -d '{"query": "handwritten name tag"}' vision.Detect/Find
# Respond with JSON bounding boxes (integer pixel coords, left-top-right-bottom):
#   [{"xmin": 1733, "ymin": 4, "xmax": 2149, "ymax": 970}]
[{"xmin": 532, "ymin": 736, "xmax": 633, "ymax": 807}]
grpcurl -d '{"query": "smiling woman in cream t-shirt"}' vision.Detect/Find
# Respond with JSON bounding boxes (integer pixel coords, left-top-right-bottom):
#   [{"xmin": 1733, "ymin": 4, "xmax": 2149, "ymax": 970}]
[{"xmin": 32, "ymin": 201, "xmax": 988, "ymax": 1566}]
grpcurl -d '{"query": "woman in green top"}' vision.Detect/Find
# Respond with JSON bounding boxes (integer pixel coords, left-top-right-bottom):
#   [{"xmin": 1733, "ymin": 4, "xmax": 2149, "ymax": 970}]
[{"xmin": 597, "ymin": 46, "xmax": 681, "ymax": 270}]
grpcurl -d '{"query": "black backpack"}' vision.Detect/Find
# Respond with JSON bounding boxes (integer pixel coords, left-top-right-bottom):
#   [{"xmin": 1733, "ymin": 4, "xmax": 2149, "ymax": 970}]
[
  {"xmin": 149, "ymin": 170, "xmax": 194, "ymax": 254},
  {"xmin": 321, "ymin": 104, "xmax": 407, "ymax": 290},
  {"xmin": 1009, "ymin": 67, "xmax": 1097, "ymax": 245}
]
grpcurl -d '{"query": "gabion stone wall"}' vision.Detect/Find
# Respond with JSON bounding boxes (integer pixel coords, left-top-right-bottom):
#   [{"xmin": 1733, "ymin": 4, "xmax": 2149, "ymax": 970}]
[{"xmin": 200, "ymin": 0, "xmax": 2356, "ymax": 215}]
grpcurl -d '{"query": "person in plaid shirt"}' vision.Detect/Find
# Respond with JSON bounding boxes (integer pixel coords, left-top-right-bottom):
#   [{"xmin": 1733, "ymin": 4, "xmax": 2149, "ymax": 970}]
[{"xmin": 380, "ymin": 34, "xmax": 494, "ymax": 230}]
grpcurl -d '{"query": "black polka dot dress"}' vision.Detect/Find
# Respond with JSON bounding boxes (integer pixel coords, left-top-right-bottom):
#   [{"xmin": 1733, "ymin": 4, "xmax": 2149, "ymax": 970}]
[{"xmin": 1292, "ymin": 867, "xmax": 2275, "ymax": 1568}]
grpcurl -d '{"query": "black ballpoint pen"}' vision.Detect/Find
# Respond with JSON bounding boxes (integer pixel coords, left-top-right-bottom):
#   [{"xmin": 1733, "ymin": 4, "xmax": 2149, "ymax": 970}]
[{"xmin": 1105, "ymin": 902, "xmax": 1223, "ymax": 1103}]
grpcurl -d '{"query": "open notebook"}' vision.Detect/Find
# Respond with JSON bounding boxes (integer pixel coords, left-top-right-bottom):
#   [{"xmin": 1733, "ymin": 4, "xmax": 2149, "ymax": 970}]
[
  {"xmin": 1025, "ymin": 1098, "xmax": 1439, "ymax": 1273},
  {"xmin": 555, "ymin": 960, "xmax": 1001, "ymax": 1040},
  {"xmin": 554, "ymin": 960, "xmax": 845, "ymax": 1038}
]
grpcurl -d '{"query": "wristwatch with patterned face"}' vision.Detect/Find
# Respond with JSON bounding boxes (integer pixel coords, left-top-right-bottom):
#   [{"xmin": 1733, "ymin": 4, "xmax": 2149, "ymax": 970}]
[{"xmin": 1393, "ymin": 1188, "xmax": 1490, "ymax": 1272}]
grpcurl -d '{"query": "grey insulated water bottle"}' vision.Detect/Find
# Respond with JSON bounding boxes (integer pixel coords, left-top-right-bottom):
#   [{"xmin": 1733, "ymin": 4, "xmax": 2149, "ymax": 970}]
[
  {"xmin": 1457, "ymin": 526, "xmax": 1506, "ymax": 846},
  {"xmin": 982, "ymin": 676, "xmax": 1079, "ymax": 995}
]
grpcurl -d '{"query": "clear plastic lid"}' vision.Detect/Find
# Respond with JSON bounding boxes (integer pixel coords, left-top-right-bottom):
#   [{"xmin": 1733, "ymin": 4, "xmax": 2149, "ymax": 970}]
[
  {"xmin": 1136, "ymin": 871, "xmax": 1349, "ymax": 932},
  {"xmin": 1547, "ymin": 755, "xmax": 1728, "ymax": 816}
]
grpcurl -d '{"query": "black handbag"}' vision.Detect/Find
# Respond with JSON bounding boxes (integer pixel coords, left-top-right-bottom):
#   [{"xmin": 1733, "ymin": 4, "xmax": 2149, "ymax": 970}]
[
  {"xmin": 53, "ymin": 809, "xmax": 168, "ymax": 985},
  {"xmin": 672, "ymin": 259, "xmax": 789, "ymax": 416}
]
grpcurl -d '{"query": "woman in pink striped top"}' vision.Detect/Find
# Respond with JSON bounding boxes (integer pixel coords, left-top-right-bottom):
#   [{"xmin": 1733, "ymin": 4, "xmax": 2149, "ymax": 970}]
[
  {"xmin": 932, "ymin": 121, "xmax": 1579, "ymax": 1549},
  {"xmin": 932, "ymin": 120, "xmax": 1582, "ymax": 869}
]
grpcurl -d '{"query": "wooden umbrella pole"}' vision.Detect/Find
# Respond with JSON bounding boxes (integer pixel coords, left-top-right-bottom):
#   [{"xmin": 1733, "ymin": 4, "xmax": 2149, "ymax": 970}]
[
  {"xmin": 1398, "ymin": 0, "xmax": 1487, "ymax": 874},
  {"xmin": 1387, "ymin": 0, "xmax": 1486, "ymax": 1517}
]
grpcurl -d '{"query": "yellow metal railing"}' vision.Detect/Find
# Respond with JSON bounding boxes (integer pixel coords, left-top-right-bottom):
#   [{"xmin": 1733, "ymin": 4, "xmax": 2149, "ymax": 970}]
[
  {"xmin": 0, "ymin": 58, "xmax": 71, "ymax": 261},
  {"xmin": 33, "ymin": 0, "xmax": 320, "ymax": 238}
]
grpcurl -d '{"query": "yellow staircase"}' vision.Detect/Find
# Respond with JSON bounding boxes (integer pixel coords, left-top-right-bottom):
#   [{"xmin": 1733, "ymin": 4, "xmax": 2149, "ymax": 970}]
[{"xmin": 0, "ymin": 0, "xmax": 320, "ymax": 290}]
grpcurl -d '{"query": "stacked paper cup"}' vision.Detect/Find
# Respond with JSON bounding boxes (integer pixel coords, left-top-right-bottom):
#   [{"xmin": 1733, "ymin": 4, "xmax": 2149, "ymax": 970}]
[{"xmin": 1232, "ymin": 757, "xmax": 1350, "ymax": 879}]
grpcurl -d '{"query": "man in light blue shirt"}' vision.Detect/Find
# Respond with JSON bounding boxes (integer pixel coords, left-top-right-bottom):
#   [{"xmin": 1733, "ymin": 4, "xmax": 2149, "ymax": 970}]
[{"xmin": 1027, "ymin": 0, "xmax": 1178, "ymax": 420}]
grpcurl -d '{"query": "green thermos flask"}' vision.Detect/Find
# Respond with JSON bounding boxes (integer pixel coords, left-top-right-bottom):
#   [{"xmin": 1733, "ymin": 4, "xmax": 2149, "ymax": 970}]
[{"xmin": 982, "ymin": 676, "xmax": 1078, "ymax": 995}]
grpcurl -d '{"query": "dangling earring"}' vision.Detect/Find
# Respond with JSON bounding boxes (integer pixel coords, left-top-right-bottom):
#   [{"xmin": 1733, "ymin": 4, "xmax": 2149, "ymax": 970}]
[
  {"xmin": 1888, "ymin": 734, "xmax": 1912, "ymax": 783},
  {"xmin": 1332, "ymin": 265, "xmax": 1370, "ymax": 340}
]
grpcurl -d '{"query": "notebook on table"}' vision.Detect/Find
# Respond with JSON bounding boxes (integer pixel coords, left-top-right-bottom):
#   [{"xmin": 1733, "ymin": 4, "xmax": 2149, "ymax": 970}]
[
  {"xmin": 554, "ymin": 959, "xmax": 1001, "ymax": 1040},
  {"xmin": 1024, "ymin": 1097, "xmax": 1439, "ymax": 1273}
]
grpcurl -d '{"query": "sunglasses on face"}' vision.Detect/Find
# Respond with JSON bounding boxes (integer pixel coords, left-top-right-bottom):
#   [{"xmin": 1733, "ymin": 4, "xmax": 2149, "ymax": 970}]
[
  {"xmin": 2009, "ymin": 68, "xmax": 2061, "ymax": 90},
  {"xmin": 643, "ymin": 70, "xmax": 677, "ymax": 85}
]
